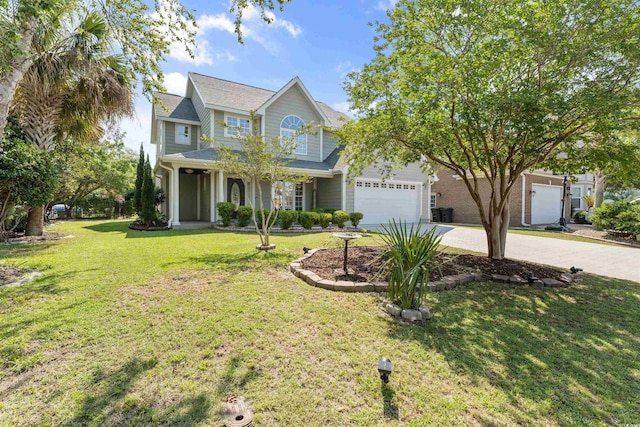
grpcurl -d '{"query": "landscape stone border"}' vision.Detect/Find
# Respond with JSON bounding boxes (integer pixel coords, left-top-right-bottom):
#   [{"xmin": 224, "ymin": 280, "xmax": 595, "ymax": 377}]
[{"xmin": 289, "ymin": 248, "xmax": 578, "ymax": 294}]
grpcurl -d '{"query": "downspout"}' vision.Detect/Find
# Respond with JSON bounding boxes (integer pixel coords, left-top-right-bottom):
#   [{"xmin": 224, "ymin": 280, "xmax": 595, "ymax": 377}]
[
  {"xmin": 521, "ymin": 173, "xmax": 530, "ymax": 227},
  {"xmin": 157, "ymin": 163, "xmax": 174, "ymax": 227}
]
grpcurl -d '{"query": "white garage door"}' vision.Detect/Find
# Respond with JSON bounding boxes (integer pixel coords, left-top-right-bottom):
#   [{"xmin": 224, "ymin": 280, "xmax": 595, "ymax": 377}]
[
  {"xmin": 531, "ymin": 184, "xmax": 562, "ymax": 225},
  {"xmin": 354, "ymin": 179, "xmax": 420, "ymax": 224}
]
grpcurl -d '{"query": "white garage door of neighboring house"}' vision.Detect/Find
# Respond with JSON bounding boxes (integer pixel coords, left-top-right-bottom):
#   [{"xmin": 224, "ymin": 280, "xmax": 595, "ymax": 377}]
[
  {"xmin": 531, "ymin": 184, "xmax": 562, "ymax": 225},
  {"xmin": 354, "ymin": 179, "xmax": 421, "ymax": 225}
]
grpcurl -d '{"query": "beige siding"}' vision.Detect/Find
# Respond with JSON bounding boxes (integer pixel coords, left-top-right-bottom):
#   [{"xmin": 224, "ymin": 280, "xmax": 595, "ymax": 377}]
[
  {"xmin": 164, "ymin": 122, "xmax": 197, "ymax": 155},
  {"xmin": 316, "ymin": 177, "xmax": 342, "ymax": 210},
  {"xmin": 323, "ymin": 131, "xmax": 340, "ymax": 160},
  {"xmin": 264, "ymin": 85, "xmax": 322, "ymax": 162}
]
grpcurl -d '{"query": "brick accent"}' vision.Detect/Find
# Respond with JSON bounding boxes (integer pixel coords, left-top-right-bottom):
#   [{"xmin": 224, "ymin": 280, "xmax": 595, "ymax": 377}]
[{"xmin": 431, "ymin": 170, "xmax": 571, "ymax": 225}]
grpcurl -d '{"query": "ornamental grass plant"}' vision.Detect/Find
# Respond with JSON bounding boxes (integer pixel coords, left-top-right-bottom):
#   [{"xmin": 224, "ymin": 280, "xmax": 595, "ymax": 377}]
[{"xmin": 379, "ymin": 220, "xmax": 441, "ymax": 309}]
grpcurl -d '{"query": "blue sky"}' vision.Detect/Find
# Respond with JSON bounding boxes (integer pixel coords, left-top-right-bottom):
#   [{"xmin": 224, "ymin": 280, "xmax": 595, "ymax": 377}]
[{"xmin": 120, "ymin": 0, "xmax": 399, "ymax": 160}]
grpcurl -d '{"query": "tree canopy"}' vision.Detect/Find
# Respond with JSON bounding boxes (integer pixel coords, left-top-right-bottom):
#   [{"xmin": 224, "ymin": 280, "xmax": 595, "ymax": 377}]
[
  {"xmin": 338, "ymin": 0, "xmax": 640, "ymax": 259},
  {"xmin": 0, "ymin": 0, "xmax": 294, "ymax": 134}
]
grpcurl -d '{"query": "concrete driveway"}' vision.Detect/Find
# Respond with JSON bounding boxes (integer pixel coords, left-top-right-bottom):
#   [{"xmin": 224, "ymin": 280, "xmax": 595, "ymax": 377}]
[{"xmin": 364, "ymin": 223, "xmax": 640, "ymax": 282}]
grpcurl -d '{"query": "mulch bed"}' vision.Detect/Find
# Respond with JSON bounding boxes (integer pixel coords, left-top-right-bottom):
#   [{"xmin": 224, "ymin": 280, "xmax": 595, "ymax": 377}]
[
  {"xmin": 1, "ymin": 231, "xmax": 67, "ymax": 244},
  {"xmin": 571, "ymin": 229, "xmax": 640, "ymax": 248},
  {"xmin": 301, "ymin": 246, "xmax": 564, "ymax": 283}
]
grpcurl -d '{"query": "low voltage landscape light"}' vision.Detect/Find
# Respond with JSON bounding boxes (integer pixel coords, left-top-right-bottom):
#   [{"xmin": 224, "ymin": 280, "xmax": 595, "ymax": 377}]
[
  {"xmin": 303, "ymin": 246, "xmax": 310, "ymax": 254},
  {"xmin": 570, "ymin": 266, "xmax": 583, "ymax": 274},
  {"xmin": 526, "ymin": 273, "xmax": 538, "ymax": 285},
  {"xmin": 378, "ymin": 358, "xmax": 392, "ymax": 383}
]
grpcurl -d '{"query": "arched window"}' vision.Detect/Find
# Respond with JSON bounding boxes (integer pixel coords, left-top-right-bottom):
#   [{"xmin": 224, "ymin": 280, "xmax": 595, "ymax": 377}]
[{"xmin": 280, "ymin": 115, "xmax": 307, "ymax": 155}]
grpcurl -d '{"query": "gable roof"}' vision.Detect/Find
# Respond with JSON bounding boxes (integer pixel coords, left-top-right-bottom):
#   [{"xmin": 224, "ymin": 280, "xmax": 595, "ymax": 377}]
[
  {"xmin": 187, "ymin": 72, "xmax": 348, "ymax": 128},
  {"xmin": 255, "ymin": 76, "xmax": 328, "ymax": 123},
  {"xmin": 154, "ymin": 93, "xmax": 200, "ymax": 122}
]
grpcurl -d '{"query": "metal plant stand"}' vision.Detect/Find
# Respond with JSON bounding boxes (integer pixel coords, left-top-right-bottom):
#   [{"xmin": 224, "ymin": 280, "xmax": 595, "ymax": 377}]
[{"xmin": 332, "ymin": 232, "xmax": 362, "ymax": 275}]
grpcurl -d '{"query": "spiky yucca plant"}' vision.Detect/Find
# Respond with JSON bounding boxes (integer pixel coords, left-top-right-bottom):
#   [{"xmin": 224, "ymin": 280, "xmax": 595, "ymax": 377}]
[{"xmin": 380, "ymin": 220, "xmax": 442, "ymax": 310}]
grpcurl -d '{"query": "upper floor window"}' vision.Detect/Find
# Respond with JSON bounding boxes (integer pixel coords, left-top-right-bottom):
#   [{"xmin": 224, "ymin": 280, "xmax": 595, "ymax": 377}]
[
  {"xmin": 225, "ymin": 115, "xmax": 251, "ymax": 137},
  {"xmin": 176, "ymin": 124, "xmax": 190, "ymax": 145},
  {"xmin": 280, "ymin": 115, "xmax": 307, "ymax": 155}
]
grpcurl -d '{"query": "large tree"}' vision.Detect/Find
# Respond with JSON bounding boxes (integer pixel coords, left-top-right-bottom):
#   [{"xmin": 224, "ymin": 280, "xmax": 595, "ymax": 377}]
[
  {"xmin": 338, "ymin": 0, "xmax": 640, "ymax": 259},
  {"xmin": 53, "ymin": 134, "xmax": 137, "ymax": 218},
  {"xmin": 11, "ymin": 8, "xmax": 135, "ymax": 235},
  {"xmin": 0, "ymin": 0, "xmax": 293, "ymax": 134},
  {"xmin": 0, "ymin": 118, "xmax": 58, "ymax": 240}
]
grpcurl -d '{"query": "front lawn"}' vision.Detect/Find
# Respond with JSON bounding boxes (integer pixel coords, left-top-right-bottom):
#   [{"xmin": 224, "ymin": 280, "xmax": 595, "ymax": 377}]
[{"xmin": 0, "ymin": 220, "xmax": 638, "ymax": 426}]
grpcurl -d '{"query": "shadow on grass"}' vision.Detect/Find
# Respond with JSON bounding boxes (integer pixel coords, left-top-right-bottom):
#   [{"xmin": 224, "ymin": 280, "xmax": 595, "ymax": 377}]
[
  {"xmin": 386, "ymin": 276, "xmax": 640, "ymax": 424},
  {"xmin": 0, "ymin": 240, "xmax": 59, "ymax": 261},
  {"xmin": 381, "ymin": 382, "xmax": 399, "ymax": 420},
  {"xmin": 165, "ymin": 251, "xmax": 293, "ymax": 272},
  {"xmin": 63, "ymin": 357, "xmax": 211, "ymax": 426}
]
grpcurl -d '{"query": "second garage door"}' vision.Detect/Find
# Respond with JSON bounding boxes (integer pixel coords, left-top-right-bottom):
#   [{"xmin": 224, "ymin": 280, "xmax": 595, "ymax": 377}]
[
  {"xmin": 354, "ymin": 179, "xmax": 421, "ymax": 224},
  {"xmin": 531, "ymin": 184, "xmax": 562, "ymax": 225}
]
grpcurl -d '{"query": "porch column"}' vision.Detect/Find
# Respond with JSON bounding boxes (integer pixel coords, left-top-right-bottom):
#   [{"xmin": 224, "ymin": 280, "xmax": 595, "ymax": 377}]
[
  {"xmin": 217, "ymin": 170, "xmax": 224, "ymax": 209},
  {"xmin": 172, "ymin": 165, "xmax": 181, "ymax": 225},
  {"xmin": 210, "ymin": 171, "xmax": 216, "ymax": 222}
]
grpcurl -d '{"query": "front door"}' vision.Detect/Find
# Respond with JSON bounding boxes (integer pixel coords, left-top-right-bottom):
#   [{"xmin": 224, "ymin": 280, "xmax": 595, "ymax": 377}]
[{"xmin": 227, "ymin": 179, "xmax": 245, "ymax": 218}]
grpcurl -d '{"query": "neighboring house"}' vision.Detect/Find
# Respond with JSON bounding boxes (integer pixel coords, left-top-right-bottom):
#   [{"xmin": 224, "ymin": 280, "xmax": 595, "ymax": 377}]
[
  {"xmin": 430, "ymin": 170, "xmax": 574, "ymax": 226},
  {"xmin": 150, "ymin": 73, "xmax": 433, "ymax": 227}
]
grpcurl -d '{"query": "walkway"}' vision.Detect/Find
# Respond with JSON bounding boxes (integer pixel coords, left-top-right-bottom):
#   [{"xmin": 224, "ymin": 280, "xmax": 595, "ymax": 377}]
[{"xmin": 427, "ymin": 224, "xmax": 640, "ymax": 283}]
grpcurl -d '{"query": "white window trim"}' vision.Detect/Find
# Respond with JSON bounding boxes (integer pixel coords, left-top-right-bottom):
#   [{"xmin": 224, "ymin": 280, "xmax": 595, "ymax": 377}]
[
  {"xmin": 224, "ymin": 113, "xmax": 252, "ymax": 137},
  {"xmin": 175, "ymin": 124, "xmax": 190, "ymax": 145},
  {"xmin": 280, "ymin": 115, "xmax": 307, "ymax": 156},
  {"xmin": 272, "ymin": 181, "xmax": 305, "ymax": 211}
]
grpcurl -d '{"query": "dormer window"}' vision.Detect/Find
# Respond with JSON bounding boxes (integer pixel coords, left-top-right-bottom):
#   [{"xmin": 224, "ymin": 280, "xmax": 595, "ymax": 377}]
[
  {"xmin": 176, "ymin": 125, "xmax": 190, "ymax": 145},
  {"xmin": 280, "ymin": 115, "xmax": 307, "ymax": 155},
  {"xmin": 225, "ymin": 115, "xmax": 251, "ymax": 137}
]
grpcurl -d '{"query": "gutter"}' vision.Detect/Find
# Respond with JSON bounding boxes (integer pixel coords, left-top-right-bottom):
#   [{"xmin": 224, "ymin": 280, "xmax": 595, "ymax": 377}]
[{"xmin": 521, "ymin": 173, "xmax": 530, "ymax": 227}]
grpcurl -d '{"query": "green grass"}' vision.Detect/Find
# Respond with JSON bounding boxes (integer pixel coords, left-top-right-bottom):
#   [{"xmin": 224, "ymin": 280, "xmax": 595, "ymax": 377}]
[{"xmin": 0, "ymin": 220, "xmax": 638, "ymax": 426}]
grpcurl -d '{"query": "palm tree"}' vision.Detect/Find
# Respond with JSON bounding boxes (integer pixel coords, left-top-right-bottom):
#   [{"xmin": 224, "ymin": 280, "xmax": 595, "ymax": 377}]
[{"xmin": 11, "ymin": 7, "xmax": 134, "ymax": 235}]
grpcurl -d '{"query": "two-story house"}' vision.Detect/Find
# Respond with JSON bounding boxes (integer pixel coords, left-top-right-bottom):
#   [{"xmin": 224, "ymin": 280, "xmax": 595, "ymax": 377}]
[{"xmin": 150, "ymin": 72, "xmax": 433, "ymax": 228}]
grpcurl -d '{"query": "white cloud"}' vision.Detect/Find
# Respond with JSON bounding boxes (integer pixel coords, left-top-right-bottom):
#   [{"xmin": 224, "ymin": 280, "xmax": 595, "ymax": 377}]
[
  {"xmin": 333, "ymin": 101, "xmax": 353, "ymax": 116},
  {"xmin": 163, "ymin": 72, "xmax": 187, "ymax": 96},
  {"xmin": 198, "ymin": 13, "xmax": 235, "ymax": 33},
  {"xmin": 333, "ymin": 60, "xmax": 358, "ymax": 78},
  {"xmin": 375, "ymin": 0, "xmax": 399, "ymax": 11},
  {"xmin": 196, "ymin": 5, "xmax": 302, "ymax": 54}
]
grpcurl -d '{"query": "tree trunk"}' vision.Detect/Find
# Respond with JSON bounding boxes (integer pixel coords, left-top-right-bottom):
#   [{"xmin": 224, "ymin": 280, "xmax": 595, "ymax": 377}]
[
  {"xmin": 0, "ymin": 16, "xmax": 38, "ymax": 134},
  {"xmin": 25, "ymin": 206, "xmax": 45, "ymax": 236},
  {"xmin": 594, "ymin": 171, "xmax": 606, "ymax": 208}
]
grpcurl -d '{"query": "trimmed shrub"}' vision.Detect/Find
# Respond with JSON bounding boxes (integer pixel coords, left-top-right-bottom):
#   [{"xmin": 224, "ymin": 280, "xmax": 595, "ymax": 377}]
[
  {"xmin": 323, "ymin": 208, "xmax": 337, "ymax": 215},
  {"xmin": 349, "ymin": 212, "xmax": 364, "ymax": 227},
  {"xmin": 573, "ymin": 211, "xmax": 590, "ymax": 224},
  {"xmin": 311, "ymin": 208, "xmax": 324, "ymax": 214},
  {"xmin": 591, "ymin": 200, "xmax": 640, "ymax": 234},
  {"xmin": 319, "ymin": 212, "xmax": 332, "ymax": 229},
  {"xmin": 298, "ymin": 211, "xmax": 319, "ymax": 229},
  {"xmin": 333, "ymin": 210, "xmax": 350, "ymax": 228},
  {"xmin": 237, "ymin": 206, "xmax": 253, "ymax": 227},
  {"xmin": 217, "ymin": 202, "xmax": 235, "ymax": 226},
  {"xmin": 255, "ymin": 209, "xmax": 277, "ymax": 229},
  {"xmin": 279, "ymin": 210, "xmax": 299, "ymax": 230}
]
